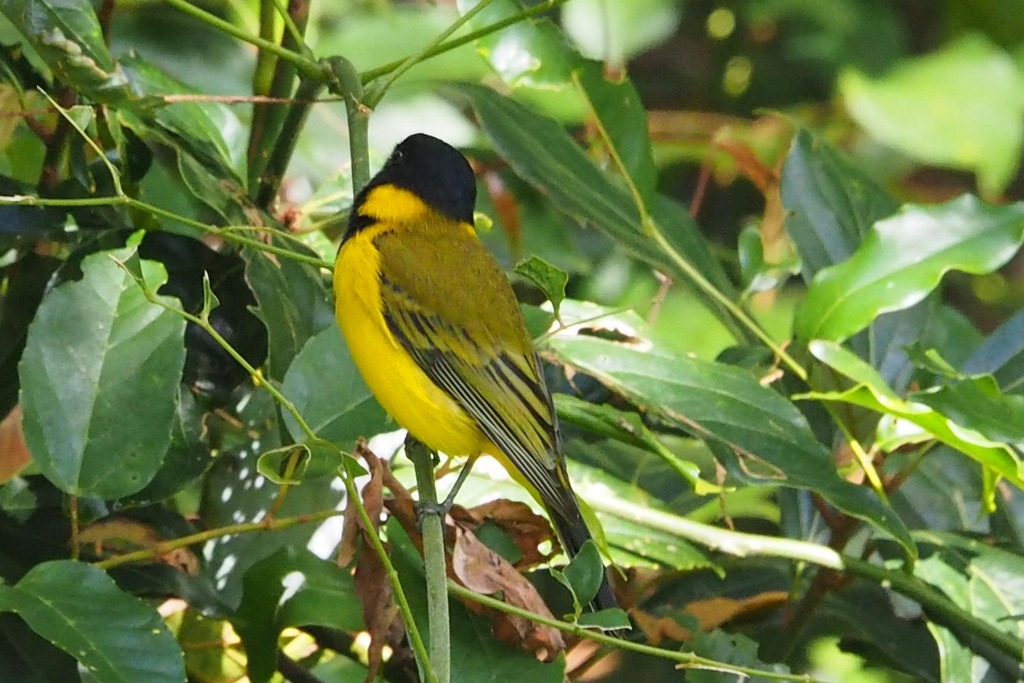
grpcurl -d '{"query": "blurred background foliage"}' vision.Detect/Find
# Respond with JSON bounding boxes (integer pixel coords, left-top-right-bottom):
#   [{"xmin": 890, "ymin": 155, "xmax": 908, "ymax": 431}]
[{"xmin": 1, "ymin": 0, "xmax": 1024, "ymax": 682}]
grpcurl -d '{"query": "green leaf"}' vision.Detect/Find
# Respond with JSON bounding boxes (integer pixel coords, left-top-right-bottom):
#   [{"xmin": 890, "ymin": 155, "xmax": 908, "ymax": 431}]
[
  {"xmin": 547, "ymin": 333, "xmax": 916, "ymax": 559},
  {"xmin": 574, "ymin": 64, "xmax": 657, "ymax": 200},
  {"xmin": 243, "ymin": 246, "xmax": 333, "ymax": 380},
  {"xmin": 123, "ymin": 386, "xmax": 211, "ymax": 505},
  {"xmin": 805, "ymin": 340, "xmax": 1024, "ymax": 491},
  {"xmin": 689, "ymin": 629, "xmax": 792, "ymax": 683},
  {"xmin": 0, "ymin": 0, "xmax": 135, "ymax": 105},
  {"xmin": 562, "ymin": 0, "xmax": 682, "ymax": 65},
  {"xmin": 457, "ymin": 83, "xmax": 737, "ymax": 320},
  {"xmin": 280, "ymin": 325, "xmax": 390, "ymax": 447},
  {"xmin": 457, "ymin": 0, "xmax": 580, "ymax": 90},
  {"xmin": 913, "ymin": 375, "xmax": 1024, "ymax": 446},
  {"xmin": 840, "ymin": 34, "xmax": 1024, "ymax": 195},
  {"xmin": 965, "ymin": 308, "xmax": 1024, "ymax": 393},
  {"xmin": 561, "ymin": 539, "xmax": 603, "ymax": 610},
  {"xmin": 19, "ymin": 246, "xmax": 186, "ymax": 498},
  {"xmin": 780, "ymin": 128, "xmax": 899, "ymax": 281},
  {"xmin": 119, "ymin": 53, "xmax": 240, "ymax": 179},
  {"xmin": 903, "ymin": 533, "xmax": 1024, "ymax": 681},
  {"xmin": 555, "ymin": 394, "xmax": 727, "ymax": 495},
  {"xmin": 0, "ymin": 560, "xmax": 184, "ymax": 683},
  {"xmin": 800, "ymin": 583, "xmax": 939, "ymax": 680},
  {"xmin": 198, "ymin": 391, "xmax": 347, "ymax": 608},
  {"xmin": 795, "ymin": 195, "xmax": 1024, "ymax": 342},
  {"xmin": 117, "ymin": 110, "xmax": 252, "ymax": 226},
  {"xmin": 234, "ymin": 547, "xmax": 362, "ymax": 683},
  {"xmin": 514, "ymin": 255, "xmax": 567, "ymax": 318}
]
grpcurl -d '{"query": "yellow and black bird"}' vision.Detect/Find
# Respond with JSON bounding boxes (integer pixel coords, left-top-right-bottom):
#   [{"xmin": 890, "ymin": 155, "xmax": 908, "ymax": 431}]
[{"xmin": 334, "ymin": 133, "xmax": 618, "ymax": 613}]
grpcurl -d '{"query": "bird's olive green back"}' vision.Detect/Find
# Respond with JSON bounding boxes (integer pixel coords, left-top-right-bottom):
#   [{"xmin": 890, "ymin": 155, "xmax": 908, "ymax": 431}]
[{"xmin": 373, "ymin": 218, "xmax": 578, "ymax": 518}]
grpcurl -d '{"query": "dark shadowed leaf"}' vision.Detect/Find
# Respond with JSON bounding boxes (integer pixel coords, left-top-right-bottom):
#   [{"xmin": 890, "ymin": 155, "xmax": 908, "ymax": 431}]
[
  {"xmin": 964, "ymin": 308, "xmax": 1024, "ymax": 393},
  {"xmin": 243, "ymin": 246, "xmax": 333, "ymax": 380},
  {"xmin": 198, "ymin": 390, "xmax": 347, "ymax": 609},
  {"xmin": 0, "ymin": 613, "xmax": 77, "ymax": 683},
  {"xmin": 780, "ymin": 127, "xmax": 899, "ymax": 282}
]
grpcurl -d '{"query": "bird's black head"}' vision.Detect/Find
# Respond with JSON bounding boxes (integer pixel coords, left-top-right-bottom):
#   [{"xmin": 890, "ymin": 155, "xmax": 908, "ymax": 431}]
[{"xmin": 368, "ymin": 133, "xmax": 476, "ymax": 224}]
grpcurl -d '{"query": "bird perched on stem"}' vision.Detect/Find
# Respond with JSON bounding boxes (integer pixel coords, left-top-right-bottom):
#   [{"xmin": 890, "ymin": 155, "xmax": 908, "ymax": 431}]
[{"xmin": 334, "ymin": 133, "xmax": 618, "ymax": 614}]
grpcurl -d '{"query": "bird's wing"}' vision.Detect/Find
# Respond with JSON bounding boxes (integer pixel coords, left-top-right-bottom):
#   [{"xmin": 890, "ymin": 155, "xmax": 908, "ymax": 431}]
[{"xmin": 376, "ymin": 226, "xmax": 577, "ymax": 519}]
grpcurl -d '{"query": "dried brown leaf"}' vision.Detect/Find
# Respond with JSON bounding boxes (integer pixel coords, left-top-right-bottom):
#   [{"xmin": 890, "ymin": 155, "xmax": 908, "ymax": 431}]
[
  {"xmin": 0, "ymin": 405, "xmax": 31, "ymax": 484},
  {"xmin": 632, "ymin": 591, "xmax": 790, "ymax": 646},
  {"xmin": 457, "ymin": 499, "xmax": 557, "ymax": 568},
  {"xmin": 452, "ymin": 524, "xmax": 565, "ymax": 660}
]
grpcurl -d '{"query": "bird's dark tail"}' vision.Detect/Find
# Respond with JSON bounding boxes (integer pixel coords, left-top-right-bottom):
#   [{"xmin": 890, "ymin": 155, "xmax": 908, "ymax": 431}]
[{"xmin": 552, "ymin": 509, "xmax": 619, "ymax": 614}]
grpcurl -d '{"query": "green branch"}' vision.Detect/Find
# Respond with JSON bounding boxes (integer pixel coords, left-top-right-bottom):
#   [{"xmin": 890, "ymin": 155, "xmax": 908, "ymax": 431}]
[{"xmin": 407, "ymin": 439, "xmax": 451, "ymax": 683}]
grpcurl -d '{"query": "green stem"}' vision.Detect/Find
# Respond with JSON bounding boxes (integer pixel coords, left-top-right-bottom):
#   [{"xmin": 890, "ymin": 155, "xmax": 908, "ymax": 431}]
[
  {"xmin": 322, "ymin": 55, "xmax": 442, "ymax": 681},
  {"xmin": 254, "ymin": 73, "xmax": 325, "ymax": 207},
  {"xmin": 0, "ymin": 194, "xmax": 332, "ymax": 269},
  {"xmin": 407, "ymin": 438, "xmax": 451, "ymax": 683},
  {"xmin": 248, "ymin": 0, "xmax": 314, "ymax": 197},
  {"xmin": 325, "ymin": 56, "xmax": 370, "ymax": 194},
  {"xmin": 446, "ymin": 582, "xmax": 822, "ymax": 682},
  {"xmin": 591, "ymin": 494, "xmax": 1024, "ymax": 665},
  {"xmin": 165, "ymin": 0, "xmax": 322, "ymax": 79}
]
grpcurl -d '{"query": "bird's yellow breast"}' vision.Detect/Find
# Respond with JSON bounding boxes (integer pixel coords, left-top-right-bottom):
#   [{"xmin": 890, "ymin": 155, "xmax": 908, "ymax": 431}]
[{"xmin": 334, "ymin": 221, "xmax": 488, "ymax": 458}]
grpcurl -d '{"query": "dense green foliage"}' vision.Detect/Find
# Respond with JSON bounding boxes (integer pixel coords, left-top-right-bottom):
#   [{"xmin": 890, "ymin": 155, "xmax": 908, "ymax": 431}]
[{"xmin": 1, "ymin": 1, "xmax": 1023, "ymax": 681}]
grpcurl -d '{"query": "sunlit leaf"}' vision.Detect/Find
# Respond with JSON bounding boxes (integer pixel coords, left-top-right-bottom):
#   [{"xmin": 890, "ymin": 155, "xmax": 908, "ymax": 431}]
[
  {"xmin": 795, "ymin": 195, "xmax": 1024, "ymax": 342},
  {"xmin": 840, "ymin": 34, "xmax": 1024, "ymax": 195},
  {"xmin": 805, "ymin": 340, "xmax": 1024, "ymax": 491}
]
